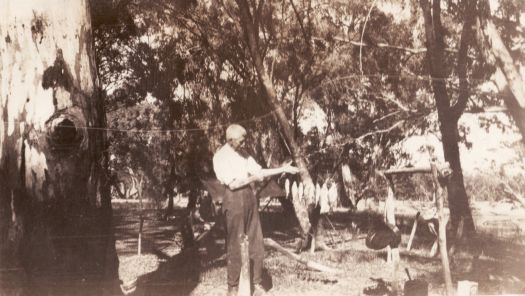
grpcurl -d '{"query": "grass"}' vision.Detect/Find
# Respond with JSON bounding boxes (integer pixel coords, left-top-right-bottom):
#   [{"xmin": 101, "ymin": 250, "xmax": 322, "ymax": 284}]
[{"xmin": 113, "ymin": 199, "xmax": 525, "ymax": 296}]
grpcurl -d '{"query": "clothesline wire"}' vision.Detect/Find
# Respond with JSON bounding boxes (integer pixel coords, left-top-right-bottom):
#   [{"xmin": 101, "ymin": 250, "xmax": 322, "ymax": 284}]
[
  {"xmin": 2, "ymin": 109, "xmax": 277, "ymax": 134},
  {"xmin": 1, "ymin": 72, "xmax": 496, "ymax": 135}
]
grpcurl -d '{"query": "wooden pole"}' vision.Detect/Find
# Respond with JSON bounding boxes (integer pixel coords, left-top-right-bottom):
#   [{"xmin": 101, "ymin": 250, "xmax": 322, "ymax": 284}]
[
  {"xmin": 138, "ymin": 175, "xmax": 144, "ymax": 256},
  {"xmin": 138, "ymin": 218, "xmax": 143, "ymax": 256},
  {"xmin": 384, "ymin": 177, "xmax": 399, "ymax": 263},
  {"xmin": 430, "ymin": 162, "xmax": 454, "ymax": 296},
  {"xmin": 238, "ymin": 235, "xmax": 250, "ymax": 296}
]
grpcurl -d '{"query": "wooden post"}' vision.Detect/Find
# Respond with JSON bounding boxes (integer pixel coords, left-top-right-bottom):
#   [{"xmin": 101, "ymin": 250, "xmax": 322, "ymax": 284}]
[
  {"xmin": 384, "ymin": 176, "xmax": 401, "ymax": 294},
  {"xmin": 138, "ymin": 175, "xmax": 144, "ymax": 256},
  {"xmin": 310, "ymin": 182, "xmax": 321, "ymax": 253},
  {"xmin": 384, "ymin": 177, "xmax": 399, "ymax": 263},
  {"xmin": 138, "ymin": 218, "xmax": 144, "ymax": 256},
  {"xmin": 430, "ymin": 162, "xmax": 454, "ymax": 296},
  {"xmin": 238, "ymin": 235, "xmax": 251, "ymax": 296}
]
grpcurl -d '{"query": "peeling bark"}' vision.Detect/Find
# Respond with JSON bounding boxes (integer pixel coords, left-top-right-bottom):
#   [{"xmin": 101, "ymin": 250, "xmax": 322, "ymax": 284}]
[{"xmin": 0, "ymin": 1, "xmax": 117, "ymax": 295}]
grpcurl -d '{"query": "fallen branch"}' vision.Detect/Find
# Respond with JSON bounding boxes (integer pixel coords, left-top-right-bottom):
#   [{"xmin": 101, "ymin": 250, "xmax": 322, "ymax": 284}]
[
  {"xmin": 502, "ymin": 182, "xmax": 525, "ymax": 208},
  {"xmin": 313, "ymin": 36, "xmax": 464, "ymax": 56},
  {"xmin": 263, "ymin": 238, "xmax": 342, "ymax": 274}
]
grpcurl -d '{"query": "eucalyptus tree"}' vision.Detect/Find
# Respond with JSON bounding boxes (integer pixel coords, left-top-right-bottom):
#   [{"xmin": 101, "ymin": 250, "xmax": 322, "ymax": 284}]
[
  {"xmin": 93, "ymin": 0, "xmax": 525, "ymax": 243},
  {"xmin": 417, "ymin": 0, "xmax": 525, "ymax": 234},
  {"xmin": 417, "ymin": 0, "xmax": 479, "ymax": 233},
  {"xmin": 0, "ymin": 1, "xmax": 118, "ymax": 294},
  {"xmin": 476, "ymin": 0, "xmax": 525, "ymax": 139},
  {"xmin": 93, "ymin": 0, "xmax": 216, "ymax": 214}
]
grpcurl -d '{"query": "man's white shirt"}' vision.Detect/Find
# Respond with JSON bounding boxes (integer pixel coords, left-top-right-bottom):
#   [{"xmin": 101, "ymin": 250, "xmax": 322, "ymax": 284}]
[{"xmin": 213, "ymin": 143, "xmax": 262, "ymax": 186}]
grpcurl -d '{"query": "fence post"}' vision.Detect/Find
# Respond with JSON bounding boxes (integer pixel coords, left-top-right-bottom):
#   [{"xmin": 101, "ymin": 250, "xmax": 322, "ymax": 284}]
[
  {"xmin": 137, "ymin": 175, "xmax": 144, "ymax": 256},
  {"xmin": 430, "ymin": 161, "xmax": 454, "ymax": 296},
  {"xmin": 384, "ymin": 176, "xmax": 398, "ymax": 263}
]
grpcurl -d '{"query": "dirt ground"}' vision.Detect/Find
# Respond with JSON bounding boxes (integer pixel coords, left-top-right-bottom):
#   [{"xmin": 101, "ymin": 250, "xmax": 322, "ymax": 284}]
[{"xmin": 112, "ymin": 200, "xmax": 525, "ymax": 296}]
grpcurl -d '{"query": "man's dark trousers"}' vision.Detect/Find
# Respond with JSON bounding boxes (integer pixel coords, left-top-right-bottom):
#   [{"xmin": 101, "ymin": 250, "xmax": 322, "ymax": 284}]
[{"xmin": 223, "ymin": 186, "xmax": 264, "ymax": 288}]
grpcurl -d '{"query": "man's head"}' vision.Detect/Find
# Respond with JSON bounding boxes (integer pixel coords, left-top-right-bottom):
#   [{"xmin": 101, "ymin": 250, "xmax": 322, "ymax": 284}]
[{"xmin": 226, "ymin": 124, "xmax": 246, "ymax": 149}]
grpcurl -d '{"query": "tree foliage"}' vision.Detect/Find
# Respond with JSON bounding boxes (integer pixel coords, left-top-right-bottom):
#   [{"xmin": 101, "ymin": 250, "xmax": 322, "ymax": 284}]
[{"xmin": 92, "ymin": 0, "xmax": 525, "ymax": 214}]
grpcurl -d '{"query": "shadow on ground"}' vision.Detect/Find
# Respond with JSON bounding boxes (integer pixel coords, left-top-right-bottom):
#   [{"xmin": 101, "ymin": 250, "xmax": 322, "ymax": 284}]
[{"xmin": 112, "ymin": 204, "xmax": 525, "ymax": 295}]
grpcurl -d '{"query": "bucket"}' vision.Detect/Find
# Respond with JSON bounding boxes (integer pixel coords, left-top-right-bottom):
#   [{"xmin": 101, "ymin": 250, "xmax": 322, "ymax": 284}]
[{"xmin": 404, "ymin": 269, "xmax": 428, "ymax": 296}]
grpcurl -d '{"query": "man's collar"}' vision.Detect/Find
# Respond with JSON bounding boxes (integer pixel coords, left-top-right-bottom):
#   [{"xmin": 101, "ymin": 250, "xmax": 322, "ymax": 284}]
[{"xmin": 225, "ymin": 143, "xmax": 248, "ymax": 158}]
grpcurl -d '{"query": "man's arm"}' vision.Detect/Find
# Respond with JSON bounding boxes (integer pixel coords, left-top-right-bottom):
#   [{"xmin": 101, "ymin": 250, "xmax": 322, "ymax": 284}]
[{"xmin": 227, "ymin": 163, "xmax": 299, "ymax": 190}]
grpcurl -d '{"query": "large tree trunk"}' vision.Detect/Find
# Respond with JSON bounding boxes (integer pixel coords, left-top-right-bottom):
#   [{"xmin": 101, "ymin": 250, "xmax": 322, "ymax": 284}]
[
  {"xmin": 0, "ymin": 1, "xmax": 118, "ymax": 295},
  {"xmin": 476, "ymin": 0, "xmax": 525, "ymax": 141},
  {"xmin": 420, "ymin": 0, "xmax": 476, "ymax": 234},
  {"xmin": 439, "ymin": 120, "xmax": 475, "ymax": 233}
]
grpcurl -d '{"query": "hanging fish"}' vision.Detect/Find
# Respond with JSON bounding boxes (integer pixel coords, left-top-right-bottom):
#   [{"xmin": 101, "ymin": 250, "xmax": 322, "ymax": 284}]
[
  {"xmin": 328, "ymin": 183, "xmax": 339, "ymax": 209},
  {"xmin": 284, "ymin": 178, "xmax": 290, "ymax": 198},
  {"xmin": 315, "ymin": 183, "xmax": 321, "ymax": 205},
  {"xmin": 320, "ymin": 182, "xmax": 330, "ymax": 214},
  {"xmin": 291, "ymin": 181, "xmax": 298, "ymax": 201}
]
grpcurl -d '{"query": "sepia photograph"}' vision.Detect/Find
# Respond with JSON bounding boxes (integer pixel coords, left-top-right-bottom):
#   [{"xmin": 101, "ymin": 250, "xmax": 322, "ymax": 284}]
[{"xmin": 1, "ymin": 0, "xmax": 525, "ymax": 295}]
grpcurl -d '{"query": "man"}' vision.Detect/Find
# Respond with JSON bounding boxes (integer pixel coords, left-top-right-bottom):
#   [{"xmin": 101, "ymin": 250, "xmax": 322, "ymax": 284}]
[{"xmin": 213, "ymin": 124, "xmax": 299, "ymax": 296}]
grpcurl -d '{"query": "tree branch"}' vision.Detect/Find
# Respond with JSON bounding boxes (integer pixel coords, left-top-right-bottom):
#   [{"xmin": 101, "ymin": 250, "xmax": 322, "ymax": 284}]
[
  {"xmin": 463, "ymin": 105, "xmax": 508, "ymax": 113},
  {"xmin": 318, "ymin": 36, "xmax": 469, "ymax": 57},
  {"xmin": 451, "ymin": 0, "xmax": 477, "ymax": 119},
  {"xmin": 372, "ymin": 111, "xmax": 401, "ymax": 124},
  {"xmin": 357, "ymin": 120, "xmax": 405, "ymax": 140},
  {"xmin": 502, "ymin": 181, "xmax": 525, "ymax": 208},
  {"xmin": 359, "ymin": 0, "xmax": 377, "ymax": 74},
  {"xmin": 289, "ymin": 0, "xmax": 310, "ymax": 48}
]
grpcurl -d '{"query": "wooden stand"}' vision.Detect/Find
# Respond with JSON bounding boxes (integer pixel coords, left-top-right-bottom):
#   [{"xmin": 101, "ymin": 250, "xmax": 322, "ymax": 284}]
[
  {"xmin": 137, "ymin": 176, "xmax": 144, "ymax": 256},
  {"xmin": 382, "ymin": 159, "xmax": 454, "ymax": 295},
  {"xmin": 384, "ymin": 177, "xmax": 399, "ymax": 263}
]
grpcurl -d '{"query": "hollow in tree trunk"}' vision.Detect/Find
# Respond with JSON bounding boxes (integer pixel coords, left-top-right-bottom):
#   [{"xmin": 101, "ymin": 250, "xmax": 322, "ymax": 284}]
[{"xmin": 0, "ymin": 1, "xmax": 118, "ymax": 295}]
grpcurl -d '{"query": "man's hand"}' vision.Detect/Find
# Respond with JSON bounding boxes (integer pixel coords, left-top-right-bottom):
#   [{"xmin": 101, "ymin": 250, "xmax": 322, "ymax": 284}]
[
  {"xmin": 281, "ymin": 161, "xmax": 300, "ymax": 174},
  {"xmin": 252, "ymin": 170, "xmax": 266, "ymax": 182}
]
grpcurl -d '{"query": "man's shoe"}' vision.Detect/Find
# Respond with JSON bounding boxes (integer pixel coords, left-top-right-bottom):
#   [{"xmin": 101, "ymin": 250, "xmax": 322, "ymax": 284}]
[
  {"xmin": 252, "ymin": 284, "xmax": 267, "ymax": 296},
  {"xmin": 227, "ymin": 285, "xmax": 238, "ymax": 296}
]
